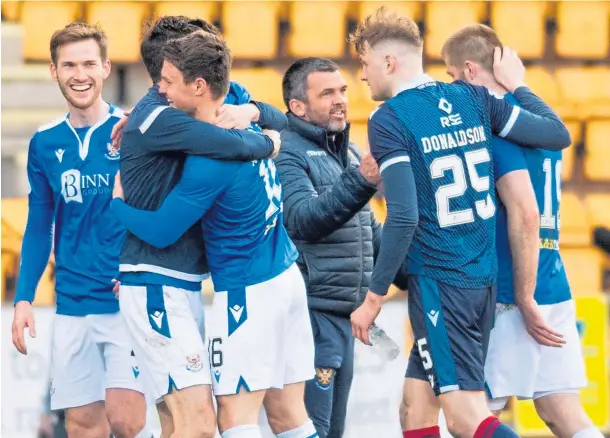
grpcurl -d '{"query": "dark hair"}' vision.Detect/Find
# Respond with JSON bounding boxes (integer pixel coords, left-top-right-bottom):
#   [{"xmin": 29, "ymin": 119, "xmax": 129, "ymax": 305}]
[
  {"xmin": 140, "ymin": 15, "xmax": 221, "ymax": 83},
  {"xmin": 442, "ymin": 24, "xmax": 503, "ymax": 73},
  {"xmin": 349, "ymin": 6, "xmax": 422, "ymax": 54},
  {"xmin": 282, "ymin": 57, "xmax": 339, "ymax": 109},
  {"xmin": 162, "ymin": 30, "xmax": 232, "ymax": 100},
  {"xmin": 50, "ymin": 22, "xmax": 108, "ymax": 65}
]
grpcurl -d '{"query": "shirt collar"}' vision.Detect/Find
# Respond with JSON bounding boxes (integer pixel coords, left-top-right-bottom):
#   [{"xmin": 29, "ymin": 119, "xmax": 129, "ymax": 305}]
[{"xmin": 394, "ymin": 74, "xmax": 436, "ymax": 96}]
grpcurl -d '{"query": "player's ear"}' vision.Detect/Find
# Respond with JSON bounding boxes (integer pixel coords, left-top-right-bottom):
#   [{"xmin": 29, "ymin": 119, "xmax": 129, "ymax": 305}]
[
  {"xmin": 102, "ymin": 58, "xmax": 111, "ymax": 80},
  {"xmin": 464, "ymin": 61, "xmax": 476, "ymax": 82},
  {"xmin": 193, "ymin": 78, "xmax": 207, "ymax": 97},
  {"xmin": 49, "ymin": 62, "xmax": 58, "ymax": 82},
  {"xmin": 288, "ymin": 98, "xmax": 306, "ymax": 118},
  {"xmin": 384, "ymin": 55, "xmax": 396, "ymax": 74}
]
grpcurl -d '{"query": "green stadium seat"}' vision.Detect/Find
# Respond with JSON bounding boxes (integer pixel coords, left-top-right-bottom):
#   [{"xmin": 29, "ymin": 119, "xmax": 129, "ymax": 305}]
[
  {"xmin": 21, "ymin": 2, "xmax": 81, "ymax": 61},
  {"xmin": 424, "ymin": 1, "xmax": 487, "ymax": 59},
  {"xmin": 584, "ymin": 120, "xmax": 610, "ymax": 181},
  {"xmin": 288, "ymin": 1, "xmax": 349, "ymax": 58},
  {"xmin": 556, "ymin": 1, "xmax": 610, "ymax": 59},
  {"xmin": 87, "ymin": 2, "xmax": 150, "ymax": 63},
  {"xmin": 222, "ymin": 1, "xmax": 280, "ymax": 60},
  {"xmin": 491, "ymin": 2, "xmax": 548, "ymax": 59}
]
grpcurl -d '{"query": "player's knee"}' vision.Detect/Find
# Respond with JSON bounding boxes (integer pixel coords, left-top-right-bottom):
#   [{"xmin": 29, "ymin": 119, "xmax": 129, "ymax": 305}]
[
  {"xmin": 400, "ymin": 394, "xmax": 438, "ymax": 429},
  {"xmin": 65, "ymin": 415, "xmax": 110, "ymax": 438},
  {"xmin": 108, "ymin": 413, "xmax": 145, "ymax": 438}
]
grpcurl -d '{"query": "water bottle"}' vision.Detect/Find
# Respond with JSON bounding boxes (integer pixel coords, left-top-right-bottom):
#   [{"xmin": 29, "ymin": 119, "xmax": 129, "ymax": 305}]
[{"xmin": 368, "ymin": 322, "xmax": 401, "ymax": 361}]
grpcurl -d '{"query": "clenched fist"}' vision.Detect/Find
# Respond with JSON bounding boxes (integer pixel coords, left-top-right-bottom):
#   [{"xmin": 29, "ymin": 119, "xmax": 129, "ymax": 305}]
[
  {"xmin": 359, "ymin": 153, "xmax": 381, "ymax": 185},
  {"xmin": 263, "ymin": 129, "xmax": 281, "ymax": 159}
]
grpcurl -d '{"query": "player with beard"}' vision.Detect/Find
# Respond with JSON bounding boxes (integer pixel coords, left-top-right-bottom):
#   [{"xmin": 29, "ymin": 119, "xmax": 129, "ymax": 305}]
[{"xmin": 11, "ymin": 23, "xmax": 151, "ymax": 438}]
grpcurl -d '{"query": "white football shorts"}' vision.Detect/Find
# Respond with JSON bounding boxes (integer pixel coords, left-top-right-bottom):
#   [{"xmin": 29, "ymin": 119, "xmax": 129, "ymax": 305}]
[
  {"xmin": 50, "ymin": 312, "xmax": 144, "ymax": 410},
  {"xmin": 485, "ymin": 299, "xmax": 587, "ymax": 410},
  {"xmin": 119, "ymin": 284, "xmax": 210, "ymax": 403},
  {"xmin": 207, "ymin": 262, "xmax": 316, "ymax": 396}
]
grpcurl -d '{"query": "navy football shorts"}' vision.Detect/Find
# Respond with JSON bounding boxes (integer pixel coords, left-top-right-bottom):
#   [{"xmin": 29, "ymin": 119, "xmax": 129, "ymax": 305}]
[{"xmin": 405, "ymin": 274, "xmax": 496, "ymax": 396}]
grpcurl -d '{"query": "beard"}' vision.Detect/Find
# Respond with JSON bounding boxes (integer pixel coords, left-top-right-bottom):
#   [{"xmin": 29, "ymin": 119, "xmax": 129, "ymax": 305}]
[{"xmin": 57, "ymin": 81, "xmax": 100, "ymax": 110}]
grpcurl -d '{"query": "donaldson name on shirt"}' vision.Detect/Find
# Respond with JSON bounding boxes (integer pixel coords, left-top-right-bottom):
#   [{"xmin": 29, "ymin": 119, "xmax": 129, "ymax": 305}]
[
  {"xmin": 61, "ymin": 169, "xmax": 111, "ymax": 204},
  {"xmin": 421, "ymin": 125, "xmax": 487, "ymax": 154}
]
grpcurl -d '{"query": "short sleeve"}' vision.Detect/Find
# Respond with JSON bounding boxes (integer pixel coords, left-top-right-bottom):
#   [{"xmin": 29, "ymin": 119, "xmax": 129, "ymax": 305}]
[
  {"xmin": 367, "ymin": 104, "xmax": 411, "ymax": 173},
  {"xmin": 491, "ymin": 137, "xmax": 528, "ymax": 181}
]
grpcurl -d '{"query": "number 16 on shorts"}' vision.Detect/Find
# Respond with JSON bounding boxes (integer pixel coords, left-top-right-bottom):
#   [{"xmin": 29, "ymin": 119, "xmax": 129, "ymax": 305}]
[{"xmin": 209, "ymin": 337, "xmax": 223, "ymax": 384}]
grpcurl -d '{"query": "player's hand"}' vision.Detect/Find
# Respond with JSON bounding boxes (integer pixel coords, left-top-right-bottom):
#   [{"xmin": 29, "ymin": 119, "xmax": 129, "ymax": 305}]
[
  {"xmin": 214, "ymin": 104, "xmax": 259, "ymax": 130},
  {"xmin": 37, "ymin": 414, "xmax": 55, "ymax": 438},
  {"xmin": 110, "ymin": 111, "xmax": 130, "ymax": 150},
  {"xmin": 359, "ymin": 153, "xmax": 381, "ymax": 185},
  {"xmin": 112, "ymin": 279, "xmax": 121, "ymax": 299},
  {"xmin": 351, "ymin": 291, "xmax": 383, "ymax": 345},
  {"xmin": 263, "ymin": 129, "xmax": 281, "ymax": 158},
  {"xmin": 113, "ymin": 171, "xmax": 124, "ymax": 200},
  {"xmin": 12, "ymin": 300, "xmax": 36, "ymax": 355},
  {"xmin": 518, "ymin": 299, "xmax": 565, "ymax": 347},
  {"xmin": 493, "ymin": 46, "xmax": 526, "ymax": 93}
]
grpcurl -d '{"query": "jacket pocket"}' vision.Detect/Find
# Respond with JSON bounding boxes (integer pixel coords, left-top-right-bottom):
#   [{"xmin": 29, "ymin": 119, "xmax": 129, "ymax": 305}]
[{"xmin": 299, "ymin": 252, "xmax": 312, "ymax": 283}]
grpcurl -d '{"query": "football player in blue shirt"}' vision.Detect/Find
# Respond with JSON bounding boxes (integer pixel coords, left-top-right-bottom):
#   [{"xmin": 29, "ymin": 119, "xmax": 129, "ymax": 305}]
[
  {"xmin": 348, "ymin": 8, "xmax": 572, "ymax": 438},
  {"xmin": 443, "ymin": 24, "xmax": 603, "ymax": 438},
  {"xmin": 112, "ymin": 30, "xmax": 317, "ymax": 438},
  {"xmin": 10, "ymin": 23, "xmax": 151, "ymax": 438}
]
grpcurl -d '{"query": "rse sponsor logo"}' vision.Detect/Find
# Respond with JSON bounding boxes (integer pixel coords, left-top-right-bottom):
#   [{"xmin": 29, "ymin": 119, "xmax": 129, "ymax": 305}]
[
  {"xmin": 60, "ymin": 169, "xmax": 112, "ymax": 204},
  {"xmin": 438, "ymin": 97, "xmax": 463, "ymax": 128}
]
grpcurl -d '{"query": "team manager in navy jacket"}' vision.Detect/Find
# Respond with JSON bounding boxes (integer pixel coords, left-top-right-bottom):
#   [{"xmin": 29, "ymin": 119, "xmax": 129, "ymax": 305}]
[{"xmin": 275, "ymin": 57, "xmax": 408, "ymax": 438}]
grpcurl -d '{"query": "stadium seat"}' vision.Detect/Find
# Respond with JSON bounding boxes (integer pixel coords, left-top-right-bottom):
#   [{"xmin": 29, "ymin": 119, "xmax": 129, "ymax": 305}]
[
  {"xmin": 287, "ymin": 2, "xmax": 349, "ymax": 58},
  {"xmin": 349, "ymin": 122, "xmax": 368, "ymax": 151},
  {"xmin": 154, "ymin": 2, "xmax": 217, "ymax": 24},
  {"xmin": 424, "ymin": 1, "xmax": 487, "ymax": 59},
  {"xmin": 222, "ymin": 2, "xmax": 280, "ymax": 60},
  {"xmin": 21, "ymin": 2, "xmax": 81, "ymax": 61},
  {"xmin": 560, "ymin": 193, "xmax": 590, "ymax": 247},
  {"xmin": 341, "ymin": 68, "xmax": 377, "ymax": 122},
  {"xmin": 584, "ymin": 120, "xmax": 610, "ymax": 181},
  {"xmin": 230, "ymin": 68, "xmax": 284, "ymax": 110},
  {"xmin": 370, "ymin": 196, "xmax": 387, "ymax": 223},
  {"xmin": 561, "ymin": 248, "xmax": 605, "ymax": 295},
  {"xmin": 491, "ymin": 2, "xmax": 548, "ymax": 59},
  {"xmin": 585, "ymin": 194, "xmax": 610, "ymax": 229},
  {"xmin": 87, "ymin": 2, "xmax": 150, "ymax": 63},
  {"xmin": 556, "ymin": 1, "xmax": 610, "ymax": 59},
  {"xmin": 1, "ymin": 1, "xmax": 20, "ymax": 22},
  {"xmin": 556, "ymin": 67, "xmax": 610, "ymax": 118},
  {"xmin": 525, "ymin": 67, "xmax": 561, "ymax": 107},
  {"xmin": 359, "ymin": 1, "xmax": 422, "ymax": 22},
  {"xmin": 561, "ymin": 121, "xmax": 581, "ymax": 181}
]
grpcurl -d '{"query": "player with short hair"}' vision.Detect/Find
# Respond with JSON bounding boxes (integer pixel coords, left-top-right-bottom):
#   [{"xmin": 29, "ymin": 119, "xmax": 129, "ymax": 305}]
[
  {"xmin": 113, "ymin": 16, "xmax": 288, "ymax": 438},
  {"xmin": 112, "ymin": 30, "xmax": 317, "ymax": 438},
  {"xmin": 348, "ymin": 8, "xmax": 572, "ymax": 438},
  {"xmin": 11, "ymin": 22, "xmax": 150, "ymax": 438},
  {"xmin": 442, "ymin": 24, "xmax": 603, "ymax": 438}
]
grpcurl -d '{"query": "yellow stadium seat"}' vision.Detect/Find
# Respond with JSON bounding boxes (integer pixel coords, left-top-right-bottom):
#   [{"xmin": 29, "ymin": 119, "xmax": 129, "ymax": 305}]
[
  {"xmin": 556, "ymin": 67, "xmax": 610, "ymax": 118},
  {"xmin": 585, "ymin": 194, "xmax": 610, "ymax": 228},
  {"xmin": 584, "ymin": 120, "xmax": 610, "ymax": 181},
  {"xmin": 360, "ymin": 1, "xmax": 422, "ymax": 22},
  {"xmin": 1, "ymin": 1, "xmax": 20, "ymax": 22},
  {"xmin": 21, "ymin": 2, "xmax": 81, "ymax": 61},
  {"xmin": 491, "ymin": 2, "xmax": 548, "ymax": 59},
  {"xmin": 525, "ymin": 67, "xmax": 561, "ymax": 107},
  {"xmin": 370, "ymin": 196, "xmax": 387, "ymax": 223},
  {"xmin": 87, "ymin": 2, "xmax": 150, "ymax": 63},
  {"xmin": 426, "ymin": 65, "xmax": 452, "ymax": 83},
  {"xmin": 561, "ymin": 121, "xmax": 581, "ymax": 181},
  {"xmin": 424, "ymin": 1, "xmax": 487, "ymax": 59},
  {"xmin": 349, "ymin": 122, "xmax": 368, "ymax": 151},
  {"xmin": 288, "ymin": 2, "xmax": 349, "ymax": 58},
  {"xmin": 230, "ymin": 68, "xmax": 284, "ymax": 110},
  {"xmin": 560, "ymin": 193, "xmax": 590, "ymax": 247},
  {"xmin": 561, "ymin": 248, "xmax": 605, "ymax": 295},
  {"xmin": 556, "ymin": 1, "xmax": 610, "ymax": 59},
  {"xmin": 154, "ymin": 2, "xmax": 217, "ymax": 23},
  {"xmin": 222, "ymin": 2, "xmax": 280, "ymax": 60},
  {"xmin": 341, "ymin": 68, "xmax": 376, "ymax": 122}
]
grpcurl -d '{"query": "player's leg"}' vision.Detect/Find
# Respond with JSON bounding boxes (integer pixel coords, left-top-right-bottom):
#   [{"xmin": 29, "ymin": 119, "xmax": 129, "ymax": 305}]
[
  {"xmin": 119, "ymin": 283, "xmax": 216, "ymax": 438},
  {"xmin": 400, "ymin": 277, "xmax": 441, "ymax": 436},
  {"xmin": 91, "ymin": 312, "xmax": 149, "ymax": 438},
  {"xmin": 49, "ymin": 315, "xmax": 109, "ymax": 438},
  {"xmin": 413, "ymin": 276, "xmax": 519, "ymax": 438},
  {"xmin": 263, "ymin": 263, "xmax": 317, "ymax": 437},
  {"xmin": 326, "ymin": 333, "xmax": 354, "ymax": 438},
  {"xmin": 532, "ymin": 300, "xmax": 600, "ymax": 438},
  {"xmin": 157, "ymin": 401, "xmax": 175, "ymax": 437}
]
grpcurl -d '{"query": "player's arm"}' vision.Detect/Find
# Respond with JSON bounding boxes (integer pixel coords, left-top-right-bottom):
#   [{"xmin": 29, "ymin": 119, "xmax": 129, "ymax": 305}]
[
  {"xmin": 111, "ymin": 157, "xmax": 233, "ymax": 248},
  {"xmin": 250, "ymin": 101, "xmax": 288, "ymax": 131},
  {"xmin": 139, "ymin": 106, "xmax": 275, "ymax": 161},
  {"xmin": 275, "ymin": 149, "xmax": 377, "ymax": 242},
  {"xmin": 12, "ymin": 135, "xmax": 55, "ymax": 354},
  {"xmin": 367, "ymin": 105, "xmax": 419, "ymax": 297},
  {"xmin": 370, "ymin": 211, "xmax": 410, "ymax": 291}
]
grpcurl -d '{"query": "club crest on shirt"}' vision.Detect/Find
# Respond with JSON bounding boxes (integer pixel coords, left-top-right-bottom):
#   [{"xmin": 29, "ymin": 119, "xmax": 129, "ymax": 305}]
[
  {"xmin": 315, "ymin": 367, "xmax": 334, "ymax": 390},
  {"xmin": 185, "ymin": 354, "xmax": 203, "ymax": 372},
  {"xmin": 105, "ymin": 143, "xmax": 120, "ymax": 160}
]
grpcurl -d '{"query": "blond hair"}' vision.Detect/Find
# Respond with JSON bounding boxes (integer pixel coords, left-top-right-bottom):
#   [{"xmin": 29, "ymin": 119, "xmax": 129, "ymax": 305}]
[
  {"xmin": 441, "ymin": 24, "xmax": 502, "ymax": 72},
  {"xmin": 349, "ymin": 6, "xmax": 422, "ymax": 54},
  {"xmin": 50, "ymin": 22, "xmax": 108, "ymax": 64}
]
